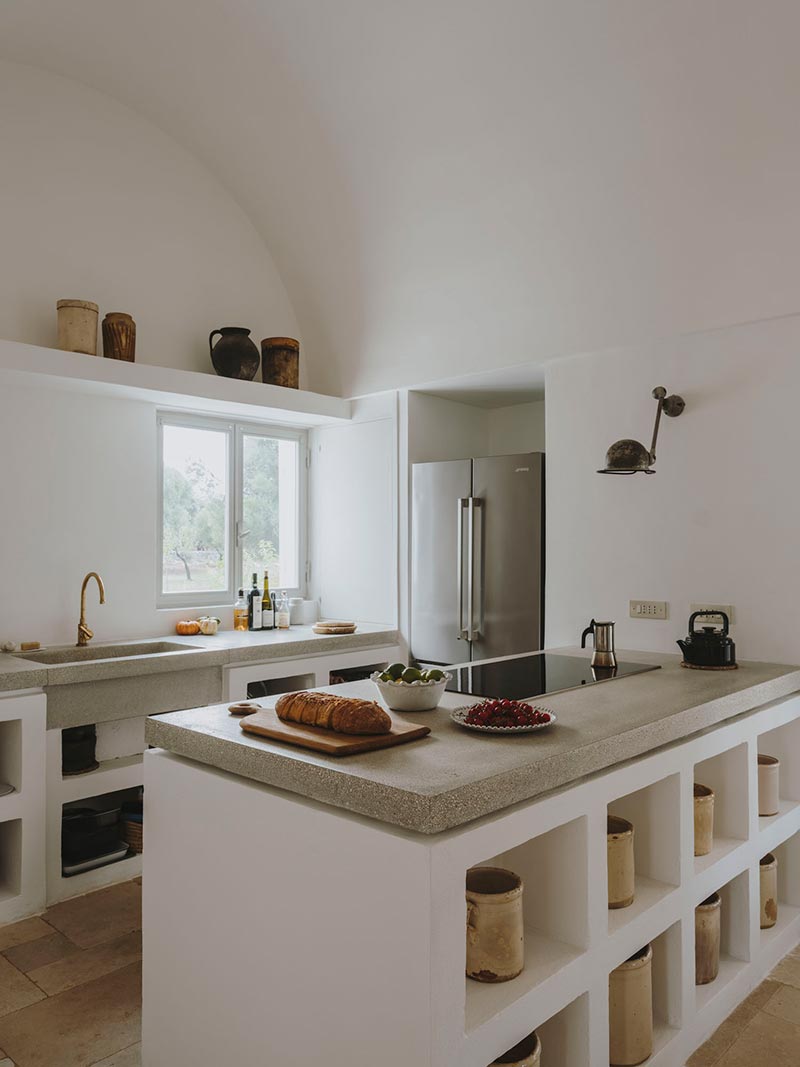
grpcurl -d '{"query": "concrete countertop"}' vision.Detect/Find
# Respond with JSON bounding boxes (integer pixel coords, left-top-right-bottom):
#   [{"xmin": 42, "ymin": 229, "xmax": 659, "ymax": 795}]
[
  {"xmin": 0, "ymin": 623, "xmax": 399, "ymax": 693},
  {"xmin": 146, "ymin": 647, "xmax": 800, "ymax": 835}
]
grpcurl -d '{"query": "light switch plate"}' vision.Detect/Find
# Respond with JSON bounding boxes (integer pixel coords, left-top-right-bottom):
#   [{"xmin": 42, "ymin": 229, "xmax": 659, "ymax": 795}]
[
  {"xmin": 690, "ymin": 603, "xmax": 734, "ymax": 626},
  {"xmin": 630, "ymin": 600, "xmax": 668, "ymax": 620}
]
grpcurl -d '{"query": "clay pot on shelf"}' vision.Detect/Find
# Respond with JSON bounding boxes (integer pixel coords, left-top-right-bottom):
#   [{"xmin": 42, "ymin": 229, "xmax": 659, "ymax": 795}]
[
  {"xmin": 694, "ymin": 783, "xmax": 715, "ymax": 856},
  {"xmin": 608, "ymin": 815, "xmax": 635, "ymax": 909},
  {"xmin": 57, "ymin": 299, "xmax": 98, "ymax": 355},
  {"xmin": 465, "ymin": 866, "xmax": 524, "ymax": 983},
  {"xmin": 609, "ymin": 944, "xmax": 653, "ymax": 1067},
  {"xmin": 209, "ymin": 326, "xmax": 260, "ymax": 380},
  {"xmin": 261, "ymin": 336, "xmax": 299, "ymax": 388},
  {"xmin": 102, "ymin": 312, "xmax": 136, "ymax": 362},
  {"xmin": 695, "ymin": 892, "xmax": 721, "ymax": 985},
  {"xmin": 760, "ymin": 853, "xmax": 778, "ymax": 929},
  {"xmin": 758, "ymin": 754, "xmax": 780, "ymax": 816},
  {"xmin": 491, "ymin": 1030, "xmax": 541, "ymax": 1066}
]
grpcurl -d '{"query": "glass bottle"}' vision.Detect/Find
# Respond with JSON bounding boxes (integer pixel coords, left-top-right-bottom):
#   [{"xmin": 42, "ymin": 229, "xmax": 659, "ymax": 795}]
[
  {"xmin": 261, "ymin": 570, "xmax": 274, "ymax": 630},
  {"xmin": 248, "ymin": 572, "xmax": 263, "ymax": 631},
  {"xmin": 276, "ymin": 590, "xmax": 291, "ymax": 630},
  {"xmin": 233, "ymin": 589, "xmax": 249, "ymax": 632}
]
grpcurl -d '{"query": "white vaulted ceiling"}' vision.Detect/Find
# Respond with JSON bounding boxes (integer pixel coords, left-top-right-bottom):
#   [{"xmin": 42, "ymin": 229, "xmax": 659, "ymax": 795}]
[{"xmin": 2, "ymin": 1, "xmax": 800, "ymax": 397}]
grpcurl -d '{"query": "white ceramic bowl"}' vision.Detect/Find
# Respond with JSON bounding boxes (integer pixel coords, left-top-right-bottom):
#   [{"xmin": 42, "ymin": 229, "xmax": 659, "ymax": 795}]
[{"xmin": 371, "ymin": 671, "xmax": 451, "ymax": 712}]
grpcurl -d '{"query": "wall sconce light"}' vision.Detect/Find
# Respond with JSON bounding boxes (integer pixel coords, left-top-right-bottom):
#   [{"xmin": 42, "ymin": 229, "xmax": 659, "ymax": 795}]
[{"xmin": 598, "ymin": 386, "xmax": 686, "ymax": 475}]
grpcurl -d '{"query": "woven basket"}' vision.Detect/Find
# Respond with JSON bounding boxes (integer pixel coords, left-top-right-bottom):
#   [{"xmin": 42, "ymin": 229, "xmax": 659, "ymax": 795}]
[{"xmin": 122, "ymin": 818, "xmax": 143, "ymax": 853}]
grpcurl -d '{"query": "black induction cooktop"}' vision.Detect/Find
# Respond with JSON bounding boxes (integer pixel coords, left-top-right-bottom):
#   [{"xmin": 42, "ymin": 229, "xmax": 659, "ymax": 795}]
[{"xmin": 445, "ymin": 653, "xmax": 660, "ymax": 702}]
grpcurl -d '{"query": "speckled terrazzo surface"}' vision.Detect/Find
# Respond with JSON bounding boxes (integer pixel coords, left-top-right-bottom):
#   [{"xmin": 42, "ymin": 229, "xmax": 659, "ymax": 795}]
[
  {"xmin": 146, "ymin": 647, "xmax": 800, "ymax": 834},
  {"xmin": 0, "ymin": 623, "xmax": 399, "ymax": 692}
]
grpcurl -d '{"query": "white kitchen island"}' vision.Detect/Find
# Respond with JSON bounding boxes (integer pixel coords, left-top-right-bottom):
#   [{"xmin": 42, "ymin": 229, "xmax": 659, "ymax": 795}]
[{"xmin": 142, "ymin": 650, "xmax": 800, "ymax": 1067}]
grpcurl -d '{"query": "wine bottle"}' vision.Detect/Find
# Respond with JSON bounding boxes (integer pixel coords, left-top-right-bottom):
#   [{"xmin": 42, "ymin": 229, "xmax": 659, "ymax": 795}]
[
  {"xmin": 233, "ymin": 589, "xmax": 249, "ymax": 632},
  {"xmin": 261, "ymin": 570, "xmax": 274, "ymax": 630},
  {"xmin": 247, "ymin": 572, "xmax": 262, "ymax": 630}
]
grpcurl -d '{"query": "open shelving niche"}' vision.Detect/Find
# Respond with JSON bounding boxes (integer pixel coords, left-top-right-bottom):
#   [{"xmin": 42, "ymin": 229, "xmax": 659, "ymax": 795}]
[
  {"xmin": 425, "ymin": 693, "xmax": 800, "ymax": 1067},
  {"xmin": 45, "ymin": 720, "xmax": 144, "ymax": 904}
]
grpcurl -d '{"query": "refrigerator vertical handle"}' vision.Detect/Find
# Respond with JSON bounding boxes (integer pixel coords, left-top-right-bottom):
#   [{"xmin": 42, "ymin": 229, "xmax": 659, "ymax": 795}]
[
  {"xmin": 457, "ymin": 499, "xmax": 468, "ymax": 640},
  {"xmin": 467, "ymin": 498, "xmax": 483, "ymax": 640}
]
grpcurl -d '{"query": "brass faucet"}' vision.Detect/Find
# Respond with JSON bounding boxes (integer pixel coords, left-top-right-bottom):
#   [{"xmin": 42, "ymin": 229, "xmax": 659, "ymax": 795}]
[{"xmin": 77, "ymin": 572, "xmax": 106, "ymax": 647}]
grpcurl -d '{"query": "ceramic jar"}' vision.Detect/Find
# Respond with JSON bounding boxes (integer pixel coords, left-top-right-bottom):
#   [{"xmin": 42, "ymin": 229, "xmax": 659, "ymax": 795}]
[
  {"xmin": 608, "ymin": 815, "xmax": 635, "ymax": 909},
  {"xmin": 695, "ymin": 892, "xmax": 721, "ymax": 985},
  {"xmin": 466, "ymin": 867, "xmax": 524, "ymax": 983},
  {"xmin": 758, "ymin": 754, "xmax": 780, "ymax": 816},
  {"xmin": 609, "ymin": 944, "xmax": 653, "ymax": 1067},
  {"xmin": 694, "ymin": 783, "xmax": 715, "ymax": 856},
  {"xmin": 491, "ymin": 1030, "xmax": 541, "ymax": 1066},
  {"xmin": 57, "ymin": 299, "xmax": 98, "ymax": 355},
  {"xmin": 760, "ymin": 853, "xmax": 778, "ymax": 929},
  {"xmin": 209, "ymin": 326, "xmax": 261, "ymax": 380},
  {"xmin": 261, "ymin": 336, "xmax": 300, "ymax": 388},
  {"xmin": 102, "ymin": 312, "xmax": 136, "ymax": 361}
]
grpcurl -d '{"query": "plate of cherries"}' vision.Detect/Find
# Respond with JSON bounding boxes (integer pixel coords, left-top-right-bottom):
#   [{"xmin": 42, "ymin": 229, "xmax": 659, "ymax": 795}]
[{"xmin": 451, "ymin": 698, "xmax": 556, "ymax": 734}]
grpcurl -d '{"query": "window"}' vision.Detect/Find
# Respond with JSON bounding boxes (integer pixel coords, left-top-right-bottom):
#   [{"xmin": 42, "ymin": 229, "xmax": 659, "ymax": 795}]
[{"xmin": 157, "ymin": 414, "xmax": 305, "ymax": 608}]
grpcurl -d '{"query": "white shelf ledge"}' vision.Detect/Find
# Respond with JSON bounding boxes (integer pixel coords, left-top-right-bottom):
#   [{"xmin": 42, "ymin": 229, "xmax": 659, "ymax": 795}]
[
  {"xmin": 52, "ymin": 851, "xmax": 141, "ymax": 905},
  {"xmin": 60, "ymin": 753, "xmax": 143, "ymax": 804},
  {"xmin": 0, "ymin": 338, "xmax": 351, "ymax": 427}
]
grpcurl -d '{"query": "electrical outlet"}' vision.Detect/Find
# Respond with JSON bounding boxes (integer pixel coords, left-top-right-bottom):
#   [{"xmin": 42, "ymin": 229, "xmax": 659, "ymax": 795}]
[
  {"xmin": 690, "ymin": 603, "xmax": 734, "ymax": 626},
  {"xmin": 630, "ymin": 600, "xmax": 668, "ymax": 620}
]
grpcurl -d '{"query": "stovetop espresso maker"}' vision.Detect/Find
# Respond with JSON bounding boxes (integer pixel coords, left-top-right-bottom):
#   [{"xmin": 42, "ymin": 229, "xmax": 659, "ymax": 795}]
[{"xmin": 581, "ymin": 618, "xmax": 617, "ymax": 669}]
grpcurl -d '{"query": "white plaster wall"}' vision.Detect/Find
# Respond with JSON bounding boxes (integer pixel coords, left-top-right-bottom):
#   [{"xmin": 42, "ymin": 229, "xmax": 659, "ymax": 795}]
[
  {"xmin": 488, "ymin": 401, "xmax": 546, "ymax": 456},
  {"xmin": 544, "ymin": 314, "xmax": 800, "ymax": 664},
  {"xmin": 407, "ymin": 394, "xmax": 488, "ymax": 463},
  {"xmin": 0, "ymin": 62, "xmax": 298, "ymax": 380}
]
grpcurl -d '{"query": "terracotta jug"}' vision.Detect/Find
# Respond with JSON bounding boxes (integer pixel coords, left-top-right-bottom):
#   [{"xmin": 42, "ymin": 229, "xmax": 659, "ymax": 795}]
[
  {"xmin": 209, "ymin": 326, "xmax": 260, "ymax": 380},
  {"xmin": 466, "ymin": 866, "xmax": 524, "ymax": 983},
  {"xmin": 261, "ymin": 336, "xmax": 300, "ymax": 388},
  {"xmin": 57, "ymin": 299, "xmax": 98, "ymax": 355}
]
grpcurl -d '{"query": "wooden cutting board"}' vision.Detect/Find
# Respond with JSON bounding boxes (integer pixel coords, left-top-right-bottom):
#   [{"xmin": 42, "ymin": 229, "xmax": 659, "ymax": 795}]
[{"xmin": 240, "ymin": 706, "xmax": 430, "ymax": 756}]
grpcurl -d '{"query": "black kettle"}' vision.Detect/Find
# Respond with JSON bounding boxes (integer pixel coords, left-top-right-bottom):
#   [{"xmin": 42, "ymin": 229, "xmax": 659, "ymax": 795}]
[{"xmin": 677, "ymin": 611, "xmax": 737, "ymax": 668}]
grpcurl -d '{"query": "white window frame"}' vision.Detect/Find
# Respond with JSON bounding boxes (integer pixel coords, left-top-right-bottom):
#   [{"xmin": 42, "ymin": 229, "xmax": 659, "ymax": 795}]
[{"xmin": 157, "ymin": 412, "xmax": 307, "ymax": 610}]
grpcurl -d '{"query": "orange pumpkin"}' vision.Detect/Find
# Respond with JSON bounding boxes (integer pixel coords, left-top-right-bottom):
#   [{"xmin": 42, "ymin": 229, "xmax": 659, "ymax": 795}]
[{"xmin": 175, "ymin": 620, "xmax": 201, "ymax": 636}]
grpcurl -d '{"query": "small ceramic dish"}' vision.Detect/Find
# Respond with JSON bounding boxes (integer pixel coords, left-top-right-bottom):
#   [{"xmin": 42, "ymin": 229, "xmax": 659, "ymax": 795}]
[
  {"xmin": 228, "ymin": 702, "xmax": 261, "ymax": 717},
  {"xmin": 450, "ymin": 705, "xmax": 557, "ymax": 734},
  {"xmin": 371, "ymin": 671, "xmax": 452, "ymax": 712}
]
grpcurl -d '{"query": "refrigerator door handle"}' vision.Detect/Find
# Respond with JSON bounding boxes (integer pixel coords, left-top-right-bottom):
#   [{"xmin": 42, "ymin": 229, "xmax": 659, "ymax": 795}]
[
  {"xmin": 457, "ymin": 499, "xmax": 469, "ymax": 640},
  {"xmin": 467, "ymin": 498, "xmax": 483, "ymax": 640}
]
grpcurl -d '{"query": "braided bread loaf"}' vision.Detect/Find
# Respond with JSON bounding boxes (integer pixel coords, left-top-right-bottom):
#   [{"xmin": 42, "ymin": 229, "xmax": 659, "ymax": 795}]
[{"xmin": 275, "ymin": 691, "xmax": 392, "ymax": 735}]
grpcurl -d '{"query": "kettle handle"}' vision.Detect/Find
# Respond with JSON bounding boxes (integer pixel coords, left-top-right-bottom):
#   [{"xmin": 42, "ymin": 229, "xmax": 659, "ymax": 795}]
[
  {"xmin": 689, "ymin": 610, "xmax": 729, "ymax": 636},
  {"xmin": 209, "ymin": 329, "xmax": 222, "ymax": 355},
  {"xmin": 581, "ymin": 619, "xmax": 597, "ymax": 648}
]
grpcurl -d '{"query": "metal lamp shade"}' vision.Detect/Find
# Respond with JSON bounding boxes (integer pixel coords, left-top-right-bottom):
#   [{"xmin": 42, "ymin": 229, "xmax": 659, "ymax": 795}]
[{"xmin": 598, "ymin": 439, "xmax": 655, "ymax": 475}]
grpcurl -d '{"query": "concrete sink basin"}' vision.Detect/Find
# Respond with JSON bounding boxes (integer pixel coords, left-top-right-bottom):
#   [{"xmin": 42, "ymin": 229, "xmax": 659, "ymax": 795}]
[{"xmin": 16, "ymin": 641, "xmax": 202, "ymax": 664}]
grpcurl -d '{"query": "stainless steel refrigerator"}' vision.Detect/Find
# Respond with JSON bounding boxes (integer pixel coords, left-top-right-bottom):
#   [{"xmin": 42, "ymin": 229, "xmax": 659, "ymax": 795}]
[{"xmin": 411, "ymin": 453, "xmax": 544, "ymax": 665}]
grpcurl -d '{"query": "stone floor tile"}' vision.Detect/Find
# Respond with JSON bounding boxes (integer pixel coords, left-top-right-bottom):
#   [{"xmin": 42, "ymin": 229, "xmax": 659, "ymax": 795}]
[
  {"xmin": 716, "ymin": 1010, "xmax": 800, "ymax": 1065},
  {"xmin": 763, "ymin": 982, "xmax": 800, "ymax": 1025},
  {"xmin": 91, "ymin": 1042, "xmax": 141, "ymax": 1066},
  {"xmin": 0, "ymin": 961, "xmax": 141, "ymax": 1067},
  {"xmin": 0, "ymin": 956, "xmax": 46, "ymax": 1018},
  {"xmin": 28, "ymin": 931, "xmax": 142, "ymax": 997},
  {"xmin": 770, "ymin": 954, "xmax": 800, "ymax": 990},
  {"xmin": 3, "ymin": 930, "xmax": 78, "ymax": 974},
  {"xmin": 686, "ymin": 980, "xmax": 781, "ymax": 1066},
  {"xmin": 44, "ymin": 881, "xmax": 141, "ymax": 949},
  {"xmin": 0, "ymin": 918, "xmax": 52, "ymax": 953}
]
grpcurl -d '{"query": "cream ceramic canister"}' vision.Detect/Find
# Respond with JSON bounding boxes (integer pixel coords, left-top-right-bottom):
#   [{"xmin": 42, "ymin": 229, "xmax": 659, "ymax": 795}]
[
  {"xmin": 760, "ymin": 853, "xmax": 778, "ymax": 929},
  {"xmin": 758, "ymin": 754, "xmax": 780, "ymax": 816},
  {"xmin": 609, "ymin": 944, "xmax": 653, "ymax": 1067},
  {"xmin": 491, "ymin": 1030, "xmax": 541, "ymax": 1066},
  {"xmin": 57, "ymin": 299, "xmax": 99, "ymax": 355},
  {"xmin": 693, "ymin": 783, "xmax": 715, "ymax": 856},
  {"xmin": 695, "ymin": 892, "xmax": 721, "ymax": 985},
  {"xmin": 607, "ymin": 815, "xmax": 635, "ymax": 909},
  {"xmin": 466, "ymin": 867, "xmax": 524, "ymax": 983}
]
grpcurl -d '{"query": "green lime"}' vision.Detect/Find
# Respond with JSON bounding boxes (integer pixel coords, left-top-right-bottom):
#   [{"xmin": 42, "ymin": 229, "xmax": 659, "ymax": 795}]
[
  {"xmin": 386, "ymin": 662, "xmax": 406, "ymax": 680},
  {"xmin": 401, "ymin": 667, "xmax": 422, "ymax": 683},
  {"xmin": 379, "ymin": 672, "xmax": 393, "ymax": 682},
  {"xmin": 424, "ymin": 668, "xmax": 445, "ymax": 682}
]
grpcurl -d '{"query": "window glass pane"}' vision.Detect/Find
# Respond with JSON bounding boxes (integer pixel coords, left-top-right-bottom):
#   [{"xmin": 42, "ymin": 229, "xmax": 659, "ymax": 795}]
[
  {"xmin": 161, "ymin": 424, "xmax": 229, "ymax": 594},
  {"xmin": 242, "ymin": 434, "xmax": 300, "ymax": 589}
]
